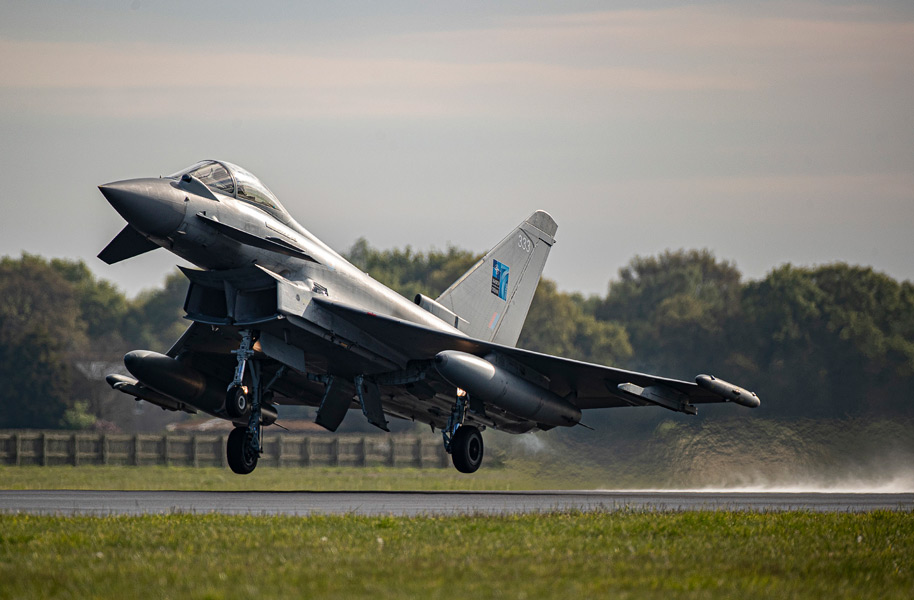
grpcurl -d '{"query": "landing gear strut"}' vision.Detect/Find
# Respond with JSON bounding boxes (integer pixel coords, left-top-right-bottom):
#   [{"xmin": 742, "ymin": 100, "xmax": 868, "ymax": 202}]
[
  {"xmin": 225, "ymin": 329, "xmax": 255, "ymax": 418},
  {"xmin": 224, "ymin": 329, "xmax": 270, "ymax": 475},
  {"xmin": 443, "ymin": 391, "xmax": 484, "ymax": 473}
]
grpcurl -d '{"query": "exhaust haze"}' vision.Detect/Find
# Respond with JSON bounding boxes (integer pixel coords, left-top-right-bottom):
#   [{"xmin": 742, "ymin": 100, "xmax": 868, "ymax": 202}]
[{"xmin": 491, "ymin": 417, "xmax": 914, "ymax": 493}]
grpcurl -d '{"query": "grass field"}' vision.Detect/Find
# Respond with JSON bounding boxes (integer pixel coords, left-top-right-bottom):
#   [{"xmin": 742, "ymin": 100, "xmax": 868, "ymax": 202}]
[
  {"xmin": 2, "ymin": 466, "xmax": 912, "ymax": 598},
  {"xmin": 1, "ymin": 511, "xmax": 912, "ymax": 599},
  {"xmin": 0, "ymin": 463, "xmax": 606, "ymax": 491}
]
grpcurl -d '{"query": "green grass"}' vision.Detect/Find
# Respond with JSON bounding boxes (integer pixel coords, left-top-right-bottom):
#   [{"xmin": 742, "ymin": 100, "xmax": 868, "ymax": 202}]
[
  {"xmin": 0, "ymin": 463, "xmax": 605, "ymax": 491},
  {"xmin": 0, "ymin": 511, "xmax": 911, "ymax": 599}
]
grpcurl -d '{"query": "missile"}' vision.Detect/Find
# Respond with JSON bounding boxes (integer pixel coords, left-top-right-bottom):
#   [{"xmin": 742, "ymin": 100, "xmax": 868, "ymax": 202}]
[
  {"xmin": 695, "ymin": 374, "xmax": 760, "ymax": 408},
  {"xmin": 122, "ymin": 350, "xmax": 281, "ymax": 424},
  {"xmin": 106, "ymin": 374, "xmax": 196, "ymax": 413},
  {"xmin": 434, "ymin": 350, "xmax": 581, "ymax": 427}
]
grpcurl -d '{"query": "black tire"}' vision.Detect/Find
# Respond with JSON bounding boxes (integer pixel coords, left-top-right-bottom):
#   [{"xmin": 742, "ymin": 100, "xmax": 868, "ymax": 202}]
[
  {"xmin": 225, "ymin": 386, "xmax": 249, "ymax": 418},
  {"xmin": 226, "ymin": 427, "xmax": 258, "ymax": 475},
  {"xmin": 451, "ymin": 426, "xmax": 484, "ymax": 473}
]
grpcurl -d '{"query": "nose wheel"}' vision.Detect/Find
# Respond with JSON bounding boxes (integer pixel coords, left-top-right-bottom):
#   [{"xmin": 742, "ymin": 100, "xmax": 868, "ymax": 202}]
[{"xmin": 226, "ymin": 427, "xmax": 258, "ymax": 474}]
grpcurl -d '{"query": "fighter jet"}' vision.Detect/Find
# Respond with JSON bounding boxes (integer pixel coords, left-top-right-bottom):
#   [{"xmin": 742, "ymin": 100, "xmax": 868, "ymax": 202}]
[{"xmin": 99, "ymin": 159, "xmax": 759, "ymax": 474}]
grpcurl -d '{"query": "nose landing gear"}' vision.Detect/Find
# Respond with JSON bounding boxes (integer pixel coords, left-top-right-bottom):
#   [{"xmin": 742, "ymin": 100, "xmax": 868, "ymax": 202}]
[
  {"xmin": 225, "ymin": 330, "xmax": 255, "ymax": 419},
  {"xmin": 226, "ymin": 342, "xmax": 263, "ymax": 475},
  {"xmin": 224, "ymin": 330, "xmax": 286, "ymax": 475}
]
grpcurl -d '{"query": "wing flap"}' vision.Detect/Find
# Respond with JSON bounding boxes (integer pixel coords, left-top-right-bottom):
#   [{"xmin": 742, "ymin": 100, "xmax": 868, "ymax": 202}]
[{"xmin": 315, "ymin": 375, "xmax": 355, "ymax": 432}]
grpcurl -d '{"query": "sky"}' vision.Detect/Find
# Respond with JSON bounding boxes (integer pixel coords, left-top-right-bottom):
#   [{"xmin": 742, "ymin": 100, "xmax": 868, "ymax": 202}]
[{"xmin": 1, "ymin": 1, "xmax": 912, "ymax": 297}]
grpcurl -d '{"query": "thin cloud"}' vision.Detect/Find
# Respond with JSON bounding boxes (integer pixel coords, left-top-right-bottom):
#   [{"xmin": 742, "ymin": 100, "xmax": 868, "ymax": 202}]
[
  {"xmin": 2, "ymin": 4, "xmax": 911, "ymax": 121},
  {"xmin": 0, "ymin": 40, "xmax": 754, "ymax": 91},
  {"xmin": 0, "ymin": 39, "xmax": 756, "ymax": 120}
]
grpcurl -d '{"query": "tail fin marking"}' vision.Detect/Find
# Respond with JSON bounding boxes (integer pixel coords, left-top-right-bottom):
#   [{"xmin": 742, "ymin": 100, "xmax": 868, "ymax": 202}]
[{"xmin": 436, "ymin": 210, "xmax": 557, "ymax": 347}]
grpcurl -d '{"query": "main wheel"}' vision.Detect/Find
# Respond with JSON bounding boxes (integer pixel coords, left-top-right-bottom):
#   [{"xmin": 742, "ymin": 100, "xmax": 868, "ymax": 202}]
[
  {"xmin": 450, "ymin": 426, "xmax": 484, "ymax": 473},
  {"xmin": 226, "ymin": 427, "xmax": 258, "ymax": 475},
  {"xmin": 225, "ymin": 386, "xmax": 249, "ymax": 418}
]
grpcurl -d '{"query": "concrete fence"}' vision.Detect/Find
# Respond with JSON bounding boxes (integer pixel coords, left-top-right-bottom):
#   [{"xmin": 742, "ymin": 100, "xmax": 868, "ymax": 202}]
[{"xmin": 0, "ymin": 431, "xmax": 450, "ymax": 469}]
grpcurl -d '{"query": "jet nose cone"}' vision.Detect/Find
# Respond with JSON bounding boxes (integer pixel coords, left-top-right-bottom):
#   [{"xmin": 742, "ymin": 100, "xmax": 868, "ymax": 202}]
[{"xmin": 99, "ymin": 178, "xmax": 186, "ymax": 237}]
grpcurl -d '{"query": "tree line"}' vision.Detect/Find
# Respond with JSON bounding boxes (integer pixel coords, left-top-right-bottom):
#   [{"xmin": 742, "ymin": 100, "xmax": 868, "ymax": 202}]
[
  {"xmin": 0, "ymin": 254, "xmax": 187, "ymax": 429},
  {"xmin": 1, "ymin": 243, "xmax": 912, "ymax": 430}
]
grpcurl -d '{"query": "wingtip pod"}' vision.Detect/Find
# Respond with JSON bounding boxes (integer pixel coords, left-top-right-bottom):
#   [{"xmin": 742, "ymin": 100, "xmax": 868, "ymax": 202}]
[{"xmin": 695, "ymin": 374, "xmax": 760, "ymax": 408}]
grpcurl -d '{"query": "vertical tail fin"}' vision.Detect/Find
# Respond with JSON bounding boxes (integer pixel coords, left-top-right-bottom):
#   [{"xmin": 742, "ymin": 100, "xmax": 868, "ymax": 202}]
[{"xmin": 436, "ymin": 210, "xmax": 557, "ymax": 347}]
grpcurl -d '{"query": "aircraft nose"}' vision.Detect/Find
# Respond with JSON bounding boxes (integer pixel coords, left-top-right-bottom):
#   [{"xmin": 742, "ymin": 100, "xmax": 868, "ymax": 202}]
[{"xmin": 99, "ymin": 178, "xmax": 187, "ymax": 237}]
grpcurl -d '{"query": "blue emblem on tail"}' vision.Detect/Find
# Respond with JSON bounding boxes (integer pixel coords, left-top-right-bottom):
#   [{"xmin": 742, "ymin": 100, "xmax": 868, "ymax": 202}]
[{"xmin": 491, "ymin": 260, "xmax": 509, "ymax": 300}]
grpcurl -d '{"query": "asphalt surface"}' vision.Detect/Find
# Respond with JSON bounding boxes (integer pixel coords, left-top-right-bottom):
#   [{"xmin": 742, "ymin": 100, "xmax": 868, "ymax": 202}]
[{"xmin": 0, "ymin": 490, "xmax": 911, "ymax": 516}]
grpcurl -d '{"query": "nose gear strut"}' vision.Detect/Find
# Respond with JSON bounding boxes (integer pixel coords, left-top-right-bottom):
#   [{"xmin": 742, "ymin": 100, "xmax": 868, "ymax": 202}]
[
  {"xmin": 224, "ymin": 330, "xmax": 287, "ymax": 475},
  {"xmin": 225, "ymin": 329, "xmax": 255, "ymax": 418}
]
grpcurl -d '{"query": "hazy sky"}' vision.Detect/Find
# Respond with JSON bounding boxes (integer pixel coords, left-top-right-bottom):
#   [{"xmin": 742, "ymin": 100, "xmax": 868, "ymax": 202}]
[{"xmin": 1, "ymin": 1, "xmax": 912, "ymax": 297}]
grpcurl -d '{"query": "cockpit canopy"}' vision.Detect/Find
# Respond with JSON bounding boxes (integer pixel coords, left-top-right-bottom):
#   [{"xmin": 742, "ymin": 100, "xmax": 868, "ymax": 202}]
[{"xmin": 170, "ymin": 160, "xmax": 289, "ymax": 221}]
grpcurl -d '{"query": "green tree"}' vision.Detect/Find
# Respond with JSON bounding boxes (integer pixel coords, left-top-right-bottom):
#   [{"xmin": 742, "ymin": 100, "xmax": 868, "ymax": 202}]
[
  {"xmin": 122, "ymin": 271, "xmax": 189, "ymax": 351},
  {"xmin": 741, "ymin": 264, "xmax": 914, "ymax": 417},
  {"xmin": 6, "ymin": 243, "xmax": 913, "ymax": 430},
  {"xmin": 596, "ymin": 249, "xmax": 745, "ymax": 377},
  {"xmin": 0, "ymin": 254, "xmax": 87, "ymax": 428},
  {"xmin": 49, "ymin": 257, "xmax": 130, "ymax": 349},
  {"xmin": 518, "ymin": 280, "xmax": 632, "ymax": 366},
  {"xmin": 347, "ymin": 238, "xmax": 480, "ymax": 300}
]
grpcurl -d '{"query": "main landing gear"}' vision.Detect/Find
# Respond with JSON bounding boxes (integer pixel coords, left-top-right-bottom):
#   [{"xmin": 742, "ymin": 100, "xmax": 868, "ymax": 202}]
[{"xmin": 443, "ymin": 391, "xmax": 484, "ymax": 473}]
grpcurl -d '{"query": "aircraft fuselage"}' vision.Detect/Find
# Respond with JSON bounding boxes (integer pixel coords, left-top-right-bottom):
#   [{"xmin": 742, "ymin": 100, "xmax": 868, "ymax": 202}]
[{"xmin": 100, "ymin": 174, "xmax": 461, "ymax": 336}]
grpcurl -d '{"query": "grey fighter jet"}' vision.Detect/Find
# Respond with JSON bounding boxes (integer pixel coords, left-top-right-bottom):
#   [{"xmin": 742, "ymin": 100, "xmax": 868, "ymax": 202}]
[{"xmin": 99, "ymin": 159, "xmax": 759, "ymax": 474}]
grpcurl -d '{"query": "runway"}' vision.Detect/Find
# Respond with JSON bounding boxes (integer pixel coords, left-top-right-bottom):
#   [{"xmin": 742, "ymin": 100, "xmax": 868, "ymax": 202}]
[{"xmin": 1, "ymin": 490, "xmax": 911, "ymax": 516}]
